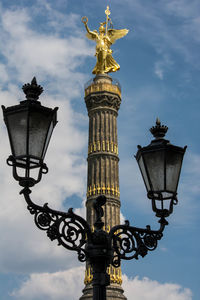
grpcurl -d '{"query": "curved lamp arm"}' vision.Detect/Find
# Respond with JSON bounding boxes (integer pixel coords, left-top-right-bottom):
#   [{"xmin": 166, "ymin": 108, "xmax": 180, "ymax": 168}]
[
  {"xmin": 20, "ymin": 187, "xmax": 92, "ymax": 263},
  {"xmin": 109, "ymin": 217, "xmax": 168, "ymax": 267}
]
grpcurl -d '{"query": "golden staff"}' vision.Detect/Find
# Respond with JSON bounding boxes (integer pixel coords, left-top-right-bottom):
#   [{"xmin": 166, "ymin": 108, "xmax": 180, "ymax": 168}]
[{"xmin": 105, "ymin": 5, "xmax": 110, "ymax": 35}]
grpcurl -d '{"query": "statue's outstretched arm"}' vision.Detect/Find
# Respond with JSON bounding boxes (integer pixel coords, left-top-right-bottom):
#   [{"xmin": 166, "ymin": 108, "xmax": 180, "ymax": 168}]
[
  {"xmin": 81, "ymin": 17, "xmax": 91, "ymax": 33},
  {"xmin": 85, "ymin": 23, "xmax": 90, "ymax": 34},
  {"xmin": 82, "ymin": 17, "xmax": 98, "ymax": 41}
]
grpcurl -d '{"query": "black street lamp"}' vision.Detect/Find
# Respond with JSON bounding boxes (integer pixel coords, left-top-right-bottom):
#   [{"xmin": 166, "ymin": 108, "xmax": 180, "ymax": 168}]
[
  {"xmin": 2, "ymin": 78, "xmax": 186, "ymax": 300},
  {"xmin": 2, "ymin": 77, "xmax": 58, "ymax": 187},
  {"xmin": 136, "ymin": 118, "xmax": 187, "ymax": 218}
]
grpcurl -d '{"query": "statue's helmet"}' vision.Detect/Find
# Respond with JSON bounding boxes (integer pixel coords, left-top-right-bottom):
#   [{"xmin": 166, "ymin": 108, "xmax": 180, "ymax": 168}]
[{"xmin": 99, "ymin": 23, "xmax": 105, "ymax": 33}]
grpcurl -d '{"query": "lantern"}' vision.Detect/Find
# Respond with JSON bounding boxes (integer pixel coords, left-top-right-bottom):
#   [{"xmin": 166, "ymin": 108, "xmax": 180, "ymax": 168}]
[
  {"xmin": 135, "ymin": 119, "xmax": 186, "ymax": 218},
  {"xmin": 2, "ymin": 77, "xmax": 58, "ymax": 187}
]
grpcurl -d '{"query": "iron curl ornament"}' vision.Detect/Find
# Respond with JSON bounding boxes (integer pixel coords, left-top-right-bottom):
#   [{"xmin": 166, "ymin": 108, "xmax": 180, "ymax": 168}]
[
  {"xmin": 109, "ymin": 219, "xmax": 167, "ymax": 268},
  {"xmin": 21, "ymin": 186, "xmax": 92, "ymax": 263},
  {"xmin": 20, "ymin": 185, "xmax": 168, "ymax": 276}
]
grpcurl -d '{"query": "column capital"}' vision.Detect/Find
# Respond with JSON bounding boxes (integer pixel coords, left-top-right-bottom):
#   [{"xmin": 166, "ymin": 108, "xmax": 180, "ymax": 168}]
[{"xmin": 85, "ymin": 75, "xmax": 121, "ymax": 113}]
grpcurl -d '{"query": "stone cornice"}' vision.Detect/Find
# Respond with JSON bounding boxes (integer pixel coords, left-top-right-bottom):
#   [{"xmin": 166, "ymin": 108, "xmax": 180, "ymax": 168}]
[{"xmin": 85, "ymin": 91, "xmax": 121, "ymax": 112}]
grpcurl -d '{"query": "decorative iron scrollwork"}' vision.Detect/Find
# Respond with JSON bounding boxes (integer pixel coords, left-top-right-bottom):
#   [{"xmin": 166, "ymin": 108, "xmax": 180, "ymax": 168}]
[
  {"xmin": 21, "ymin": 188, "xmax": 167, "ymax": 271},
  {"xmin": 21, "ymin": 187, "xmax": 92, "ymax": 263},
  {"xmin": 109, "ymin": 219, "xmax": 166, "ymax": 267}
]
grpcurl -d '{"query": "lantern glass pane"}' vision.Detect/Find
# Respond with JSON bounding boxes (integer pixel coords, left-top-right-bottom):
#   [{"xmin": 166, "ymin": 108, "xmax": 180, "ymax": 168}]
[
  {"xmin": 29, "ymin": 111, "xmax": 51, "ymax": 158},
  {"xmin": 7, "ymin": 111, "xmax": 27, "ymax": 157},
  {"xmin": 138, "ymin": 155, "xmax": 150, "ymax": 191},
  {"xmin": 144, "ymin": 150, "xmax": 165, "ymax": 192},
  {"xmin": 43, "ymin": 120, "xmax": 54, "ymax": 158},
  {"xmin": 166, "ymin": 150, "xmax": 183, "ymax": 193}
]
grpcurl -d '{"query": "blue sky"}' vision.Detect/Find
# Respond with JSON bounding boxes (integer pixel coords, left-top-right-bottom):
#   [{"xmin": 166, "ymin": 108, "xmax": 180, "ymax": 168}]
[{"xmin": 0, "ymin": 0, "xmax": 199, "ymax": 299}]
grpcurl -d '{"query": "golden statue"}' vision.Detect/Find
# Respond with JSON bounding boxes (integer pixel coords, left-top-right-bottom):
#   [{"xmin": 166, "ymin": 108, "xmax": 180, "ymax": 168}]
[{"xmin": 82, "ymin": 6, "xmax": 129, "ymax": 74}]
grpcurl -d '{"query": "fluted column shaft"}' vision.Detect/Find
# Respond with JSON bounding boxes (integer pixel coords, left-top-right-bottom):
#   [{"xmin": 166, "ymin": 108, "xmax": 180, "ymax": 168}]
[
  {"xmin": 87, "ymin": 107, "xmax": 120, "ymax": 230},
  {"xmin": 80, "ymin": 74, "xmax": 126, "ymax": 300}
]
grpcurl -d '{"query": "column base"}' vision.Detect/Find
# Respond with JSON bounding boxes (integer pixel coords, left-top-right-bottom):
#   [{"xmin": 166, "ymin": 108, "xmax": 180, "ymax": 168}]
[{"xmin": 79, "ymin": 283, "xmax": 127, "ymax": 300}]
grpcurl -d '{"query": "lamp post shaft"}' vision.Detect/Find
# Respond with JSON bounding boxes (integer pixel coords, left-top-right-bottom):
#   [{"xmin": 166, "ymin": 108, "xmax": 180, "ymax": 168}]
[
  {"xmin": 93, "ymin": 283, "xmax": 106, "ymax": 300},
  {"xmin": 87, "ymin": 195, "xmax": 112, "ymax": 300},
  {"xmin": 92, "ymin": 269, "xmax": 109, "ymax": 300}
]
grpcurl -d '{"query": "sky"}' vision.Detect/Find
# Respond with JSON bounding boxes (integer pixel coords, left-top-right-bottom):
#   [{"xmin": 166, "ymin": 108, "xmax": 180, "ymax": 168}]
[{"xmin": 0, "ymin": 0, "xmax": 199, "ymax": 299}]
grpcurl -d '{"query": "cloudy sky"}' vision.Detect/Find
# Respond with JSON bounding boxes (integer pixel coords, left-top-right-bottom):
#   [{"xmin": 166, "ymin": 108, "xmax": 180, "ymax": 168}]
[{"xmin": 0, "ymin": 0, "xmax": 199, "ymax": 299}]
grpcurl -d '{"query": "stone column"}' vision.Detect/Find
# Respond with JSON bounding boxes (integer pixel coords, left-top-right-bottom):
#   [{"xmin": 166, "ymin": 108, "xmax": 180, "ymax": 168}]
[{"xmin": 80, "ymin": 74, "xmax": 127, "ymax": 300}]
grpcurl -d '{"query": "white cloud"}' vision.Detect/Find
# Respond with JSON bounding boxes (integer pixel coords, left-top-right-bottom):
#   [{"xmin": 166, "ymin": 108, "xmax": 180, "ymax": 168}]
[
  {"xmin": 123, "ymin": 275, "xmax": 192, "ymax": 300},
  {"xmin": 0, "ymin": 7, "xmax": 91, "ymax": 86},
  {"xmin": 120, "ymin": 212, "xmax": 126, "ymax": 224},
  {"xmin": 154, "ymin": 55, "xmax": 173, "ymax": 80},
  {"xmin": 154, "ymin": 62, "xmax": 164, "ymax": 80},
  {"xmin": 11, "ymin": 267, "xmax": 192, "ymax": 300},
  {"xmin": 0, "ymin": 5, "xmax": 90, "ymax": 274},
  {"xmin": 0, "ymin": 62, "xmax": 9, "ymax": 82},
  {"xmin": 11, "ymin": 266, "xmax": 85, "ymax": 300}
]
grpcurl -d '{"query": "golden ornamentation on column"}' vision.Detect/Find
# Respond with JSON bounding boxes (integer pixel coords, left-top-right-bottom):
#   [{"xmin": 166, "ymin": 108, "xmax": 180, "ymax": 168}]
[{"xmin": 84, "ymin": 266, "xmax": 122, "ymax": 285}]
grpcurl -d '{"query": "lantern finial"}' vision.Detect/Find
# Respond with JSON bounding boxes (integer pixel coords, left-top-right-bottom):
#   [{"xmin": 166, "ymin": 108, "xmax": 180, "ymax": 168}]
[
  {"xmin": 22, "ymin": 77, "xmax": 43, "ymax": 101},
  {"xmin": 150, "ymin": 118, "xmax": 168, "ymax": 139},
  {"xmin": 156, "ymin": 117, "xmax": 161, "ymax": 126}
]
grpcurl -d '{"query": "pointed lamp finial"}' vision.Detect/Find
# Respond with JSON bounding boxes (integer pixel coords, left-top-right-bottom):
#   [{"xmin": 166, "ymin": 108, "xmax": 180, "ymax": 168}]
[
  {"xmin": 31, "ymin": 76, "xmax": 37, "ymax": 85},
  {"xmin": 156, "ymin": 117, "xmax": 161, "ymax": 126},
  {"xmin": 150, "ymin": 118, "xmax": 168, "ymax": 139},
  {"xmin": 22, "ymin": 77, "xmax": 43, "ymax": 101}
]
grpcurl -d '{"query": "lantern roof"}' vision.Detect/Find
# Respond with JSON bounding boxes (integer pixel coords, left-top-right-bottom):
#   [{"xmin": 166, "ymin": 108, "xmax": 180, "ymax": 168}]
[
  {"xmin": 2, "ymin": 78, "xmax": 58, "ymax": 122},
  {"xmin": 150, "ymin": 118, "xmax": 168, "ymax": 139},
  {"xmin": 22, "ymin": 77, "xmax": 43, "ymax": 101},
  {"xmin": 136, "ymin": 119, "xmax": 186, "ymax": 157}
]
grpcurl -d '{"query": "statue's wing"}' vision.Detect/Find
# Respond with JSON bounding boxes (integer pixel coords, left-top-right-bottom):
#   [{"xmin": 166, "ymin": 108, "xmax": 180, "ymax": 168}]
[
  {"xmin": 107, "ymin": 29, "xmax": 129, "ymax": 44},
  {"xmin": 86, "ymin": 30, "xmax": 98, "ymax": 41}
]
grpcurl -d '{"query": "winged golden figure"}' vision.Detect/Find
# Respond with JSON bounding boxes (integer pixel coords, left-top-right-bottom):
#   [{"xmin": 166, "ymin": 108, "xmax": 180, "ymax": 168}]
[{"xmin": 82, "ymin": 6, "xmax": 129, "ymax": 74}]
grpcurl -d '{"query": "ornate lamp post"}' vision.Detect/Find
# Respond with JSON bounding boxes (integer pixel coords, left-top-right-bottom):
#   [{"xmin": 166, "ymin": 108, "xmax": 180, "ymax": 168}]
[{"xmin": 2, "ymin": 78, "xmax": 186, "ymax": 300}]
